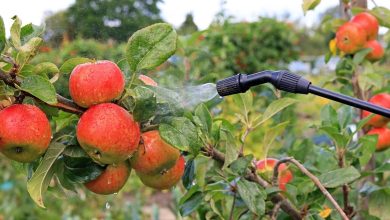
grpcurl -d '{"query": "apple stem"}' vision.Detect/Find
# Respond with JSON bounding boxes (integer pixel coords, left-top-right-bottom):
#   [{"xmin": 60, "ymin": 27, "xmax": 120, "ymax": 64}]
[{"xmin": 273, "ymin": 157, "xmax": 349, "ymax": 220}]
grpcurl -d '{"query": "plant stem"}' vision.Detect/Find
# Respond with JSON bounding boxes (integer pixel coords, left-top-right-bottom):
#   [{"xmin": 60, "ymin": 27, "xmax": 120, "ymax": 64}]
[
  {"xmin": 228, "ymin": 190, "xmax": 237, "ymax": 220},
  {"xmin": 273, "ymin": 157, "xmax": 349, "ymax": 220}
]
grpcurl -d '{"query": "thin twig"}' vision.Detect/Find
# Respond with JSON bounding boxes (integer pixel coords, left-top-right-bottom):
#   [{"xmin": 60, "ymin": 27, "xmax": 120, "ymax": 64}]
[
  {"xmin": 271, "ymin": 202, "xmax": 282, "ymax": 220},
  {"xmin": 273, "ymin": 157, "xmax": 349, "ymax": 220},
  {"xmin": 239, "ymin": 126, "xmax": 251, "ymax": 154},
  {"xmin": 228, "ymin": 189, "xmax": 237, "ymax": 220}
]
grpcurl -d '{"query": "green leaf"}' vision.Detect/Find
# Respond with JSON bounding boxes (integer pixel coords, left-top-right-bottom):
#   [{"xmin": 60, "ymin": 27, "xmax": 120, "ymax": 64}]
[
  {"xmin": 375, "ymin": 161, "xmax": 390, "ymax": 173},
  {"xmin": 232, "ymin": 91, "xmax": 253, "ymax": 117},
  {"xmin": 10, "ymin": 16, "xmax": 22, "ymax": 48},
  {"xmin": 221, "ymin": 130, "xmax": 239, "ymax": 170},
  {"xmin": 318, "ymin": 167, "xmax": 361, "ymax": 188},
  {"xmin": 27, "ymin": 142, "xmax": 66, "ymax": 208},
  {"xmin": 261, "ymin": 122, "xmax": 289, "ymax": 157},
  {"xmin": 255, "ymin": 98, "xmax": 297, "ymax": 127},
  {"xmin": 20, "ymin": 37, "xmax": 42, "ymax": 54},
  {"xmin": 182, "ymin": 158, "xmax": 195, "ymax": 190},
  {"xmin": 369, "ymin": 189, "xmax": 390, "ymax": 219},
  {"xmin": 20, "ymin": 75, "xmax": 57, "ymax": 105},
  {"xmin": 195, "ymin": 103, "xmax": 212, "ymax": 135},
  {"xmin": 126, "ymin": 23, "xmax": 177, "ymax": 72},
  {"xmin": 0, "ymin": 81, "xmax": 15, "ymax": 99},
  {"xmin": 321, "ymin": 105, "xmax": 340, "ymax": 130},
  {"xmin": 229, "ymin": 155, "xmax": 254, "ymax": 176},
  {"xmin": 302, "ymin": 0, "xmax": 321, "ymax": 14},
  {"xmin": 59, "ymin": 57, "xmax": 92, "ymax": 75},
  {"xmin": 132, "ymin": 86, "xmax": 157, "ymax": 122},
  {"xmin": 237, "ymin": 179, "xmax": 265, "ymax": 215},
  {"xmin": 179, "ymin": 187, "xmax": 203, "ymax": 216},
  {"xmin": 371, "ymin": 7, "xmax": 390, "ymax": 28},
  {"xmin": 52, "ymin": 111, "xmax": 79, "ymax": 132},
  {"xmin": 0, "ymin": 16, "xmax": 6, "ymax": 52},
  {"xmin": 353, "ymin": 48, "xmax": 372, "ymax": 65},
  {"xmin": 33, "ymin": 62, "xmax": 59, "ymax": 77},
  {"xmin": 356, "ymin": 135, "xmax": 377, "ymax": 167},
  {"xmin": 319, "ymin": 126, "xmax": 348, "ymax": 148},
  {"xmin": 159, "ymin": 117, "xmax": 201, "ymax": 154},
  {"xmin": 20, "ymin": 23, "xmax": 45, "ymax": 44}
]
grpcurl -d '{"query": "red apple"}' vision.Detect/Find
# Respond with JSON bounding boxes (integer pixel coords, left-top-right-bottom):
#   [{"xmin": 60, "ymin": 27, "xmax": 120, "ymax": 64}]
[
  {"xmin": 137, "ymin": 155, "xmax": 185, "ymax": 190},
  {"xmin": 256, "ymin": 158, "xmax": 293, "ymax": 191},
  {"xmin": 336, "ymin": 22, "xmax": 367, "ymax": 54},
  {"xmin": 130, "ymin": 130, "xmax": 180, "ymax": 175},
  {"xmin": 364, "ymin": 40, "xmax": 384, "ymax": 62},
  {"xmin": 69, "ymin": 60, "xmax": 125, "ymax": 107},
  {"xmin": 367, "ymin": 127, "xmax": 390, "ymax": 151},
  {"xmin": 85, "ymin": 162, "xmax": 130, "ymax": 195},
  {"xmin": 362, "ymin": 94, "xmax": 390, "ymax": 128},
  {"xmin": 351, "ymin": 12, "xmax": 379, "ymax": 40},
  {"xmin": 0, "ymin": 104, "xmax": 51, "ymax": 163},
  {"xmin": 77, "ymin": 103, "xmax": 140, "ymax": 164}
]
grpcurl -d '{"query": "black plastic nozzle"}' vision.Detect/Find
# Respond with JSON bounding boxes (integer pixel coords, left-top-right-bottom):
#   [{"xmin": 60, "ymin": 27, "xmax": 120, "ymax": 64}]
[{"xmin": 216, "ymin": 70, "xmax": 311, "ymax": 96}]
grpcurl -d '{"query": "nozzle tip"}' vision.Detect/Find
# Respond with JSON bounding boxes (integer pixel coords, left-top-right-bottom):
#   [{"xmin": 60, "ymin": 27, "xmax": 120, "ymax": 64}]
[{"xmin": 216, "ymin": 74, "xmax": 242, "ymax": 96}]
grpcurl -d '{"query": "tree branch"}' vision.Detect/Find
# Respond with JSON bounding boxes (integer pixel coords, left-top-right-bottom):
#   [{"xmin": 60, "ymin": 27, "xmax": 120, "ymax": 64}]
[
  {"xmin": 203, "ymin": 147, "xmax": 302, "ymax": 220},
  {"xmin": 273, "ymin": 157, "xmax": 349, "ymax": 220},
  {"xmin": 0, "ymin": 69, "xmax": 85, "ymax": 114}
]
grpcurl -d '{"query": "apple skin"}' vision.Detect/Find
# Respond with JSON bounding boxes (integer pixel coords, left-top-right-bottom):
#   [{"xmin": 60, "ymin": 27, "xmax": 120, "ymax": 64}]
[
  {"xmin": 351, "ymin": 12, "xmax": 379, "ymax": 40},
  {"xmin": 367, "ymin": 127, "xmax": 390, "ymax": 151},
  {"xmin": 0, "ymin": 104, "xmax": 51, "ymax": 163},
  {"xmin": 365, "ymin": 40, "xmax": 384, "ymax": 62},
  {"xmin": 362, "ymin": 93, "xmax": 390, "ymax": 128},
  {"xmin": 77, "ymin": 103, "xmax": 140, "ymax": 165},
  {"xmin": 69, "ymin": 60, "xmax": 125, "ymax": 108},
  {"xmin": 256, "ymin": 158, "xmax": 293, "ymax": 191},
  {"xmin": 336, "ymin": 22, "xmax": 367, "ymax": 54},
  {"xmin": 137, "ymin": 155, "xmax": 185, "ymax": 190},
  {"xmin": 130, "ymin": 130, "xmax": 180, "ymax": 175},
  {"xmin": 84, "ymin": 162, "xmax": 130, "ymax": 195}
]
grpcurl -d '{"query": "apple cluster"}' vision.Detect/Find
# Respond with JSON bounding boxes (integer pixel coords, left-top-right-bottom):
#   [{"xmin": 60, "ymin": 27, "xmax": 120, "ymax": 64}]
[
  {"xmin": 335, "ymin": 12, "xmax": 384, "ymax": 61},
  {"xmin": 256, "ymin": 158, "xmax": 293, "ymax": 191},
  {"xmin": 0, "ymin": 60, "xmax": 185, "ymax": 195},
  {"xmin": 363, "ymin": 94, "xmax": 390, "ymax": 151}
]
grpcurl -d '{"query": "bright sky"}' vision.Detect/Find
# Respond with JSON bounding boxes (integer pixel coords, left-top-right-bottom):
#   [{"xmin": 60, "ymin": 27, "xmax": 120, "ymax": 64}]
[{"xmin": 0, "ymin": 0, "xmax": 389, "ymax": 32}]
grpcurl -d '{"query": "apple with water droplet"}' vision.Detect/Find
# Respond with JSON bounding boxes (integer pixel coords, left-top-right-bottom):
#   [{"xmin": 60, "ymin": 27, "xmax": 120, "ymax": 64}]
[
  {"xmin": 0, "ymin": 104, "xmax": 51, "ymax": 163},
  {"xmin": 84, "ymin": 161, "xmax": 130, "ymax": 195},
  {"xmin": 69, "ymin": 60, "xmax": 125, "ymax": 108},
  {"xmin": 77, "ymin": 103, "xmax": 140, "ymax": 165}
]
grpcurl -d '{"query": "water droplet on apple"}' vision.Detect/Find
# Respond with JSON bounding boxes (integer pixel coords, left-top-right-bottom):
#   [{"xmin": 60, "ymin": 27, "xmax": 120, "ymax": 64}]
[{"xmin": 113, "ymin": 192, "xmax": 118, "ymax": 195}]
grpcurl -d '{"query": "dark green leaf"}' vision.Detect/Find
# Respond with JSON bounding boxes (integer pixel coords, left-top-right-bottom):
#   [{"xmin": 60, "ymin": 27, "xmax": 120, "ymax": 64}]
[
  {"xmin": 318, "ymin": 167, "xmax": 361, "ymax": 188},
  {"xmin": 195, "ymin": 103, "xmax": 212, "ymax": 135},
  {"xmin": 353, "ymin": 48, "xmax": 372, "ymax": 65},
  {"xmin": 237, "ymin": 179, "xmax": 265, "ymax": 215},
  {"xmin": 159, "ymin": 123, "xmax": 190, "ymax": 152},
  {"xmin": 27, "ymin": 142, "xmax": 66, "ymax": 208},
  {"xmin": 59, "ymin": 57, "xmax": 92, "ymax": 75},
  {"xmin": 0, "ymin": 16, "xmax": 5, "ymax": 52},
  {"xmin": 179, "ymin": 187, "xmax": 203, "ymax": 216},
  {"xmin": 182, "ymin": 158, "xmax": 195, "ymax": 190},
  {"xmin": 321, "ymin": 105, "xmax": 340, "ymax": 130},
  {"xmin": 319, "ymin": 126, "xmax": 348, "ymax": 148},
  {"xmin": 357, "ymin": 135, "xmax": 377, "ymax": 166},
  {"xmin": 126, "ymin": 23, "xmax": 177, "ymax": 72},
  {"xmin": 52, "ymin": 111, "xmax": 79, "ymax": 132},
  {"xmin": 374, "ymin": 161, "xmax": 390, "ymax": 173},
  {"xmin": 20, "ymin": 23, "xmax": 45, "ymax": 44},
  {"xmin": 20, "ymin": 75, "xmax": 57, "ymax": 105},
  {"xmin": 132, "ymin": 86, "xmax": 157, "ymax": 122},
  {"xmin": 229, "ymin": 155, "xmax": 254, "ymax": 175}
]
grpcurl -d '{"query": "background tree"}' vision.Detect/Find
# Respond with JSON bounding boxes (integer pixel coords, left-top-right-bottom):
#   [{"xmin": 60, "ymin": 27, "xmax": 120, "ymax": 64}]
[
  {"xmin": 67, "ymin": 0, "xmax": 163, "ymax": 41},
  {"xmin": 178, "ymin": 13, "xmax": 198, "ymax": 35}
]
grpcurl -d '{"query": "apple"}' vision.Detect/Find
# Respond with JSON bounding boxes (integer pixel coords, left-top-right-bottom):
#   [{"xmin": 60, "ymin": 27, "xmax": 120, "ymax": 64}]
[
  {"xmin": 367, "ymin": 127, "xmax": 390, "ymax": 151},
  {"xmin": 77, "ymin": 103, "xmax": 140, "ymax": 164},
  {"xmin": 0, "ymin": 104, "xmax": 51, "ymax": 163},
  {"xmin": 138, "ymin": 74, "xmax": 158, "ymax": 86},
  {"xmin": 69, "ymin": 60, "xmax": 125, "ymax": 108},
  {"xmin": 85, "ymin": 162, "xmax": 130, "ymax": 195},
  {"xmin": 137, "ymin": 155, "xmax": 185, "ymax": 190},
  {"xmin": 256, "ymin": 158, "xmax": 293, "ymax": 191},
  {"xmin": 336, "ymin": 22, "xmax": 367, "ymax": 54},
  {"xmin": 362, "ymin": 93, "xmax": 390, "ymax": 128},
  {"xmin": 351, "ymin": 12, "xmax": 379, "ymax": 40},
  {"xmin": 130, "ymin": 130, "xmax": 180, "ymax": 175},
  {"xmin": 364, "ymin": 40, "xmax": 384, "ymax": 62}
]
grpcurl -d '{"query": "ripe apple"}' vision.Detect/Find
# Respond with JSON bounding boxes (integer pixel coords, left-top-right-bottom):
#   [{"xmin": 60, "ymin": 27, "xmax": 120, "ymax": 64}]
[
  {"xmin": 130, "ymin": 130, "xmax": 180, "ymax": 175},
  {"xmin": 351, "ymin": 12, "xmax": 379, "ymax": 40},
  {"xmin": 137, "ymin": 155, "xmax": 185, "ymax": 190},
  {"xmin": 77, "ymin": 103, "xmax": 140, "ymax": 165},
  {"xmin": 85, "ymin": 162, "xmax": 130, "ymax": 195},
  {"xmin": 69, "ymin": 60, "xmax": 125, "ymax": 107},
  {"xmin": 0, "ymin": 104, "xmax": 51, "ymax": 163},
  {"xmin": 364, "ymin": 40, "xmax": 384, "ymax": 62},
  {"xmin": 336, "ymin": 22, "xmax": 367, "ymax": 54},
  {"xmin": 367, "ymin": 127, "xmax": 390, "ymax": 151},
  {"xmin": 362, "ymin": 93, "xmax": 390, "ymax": 127},
  {"xmin": 138, "ymin": 74, "xmax": 158, "ymax": 86},
  {"xmin": 256, "ymin": 158, "xmax": 293, "ymax": 191}
]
